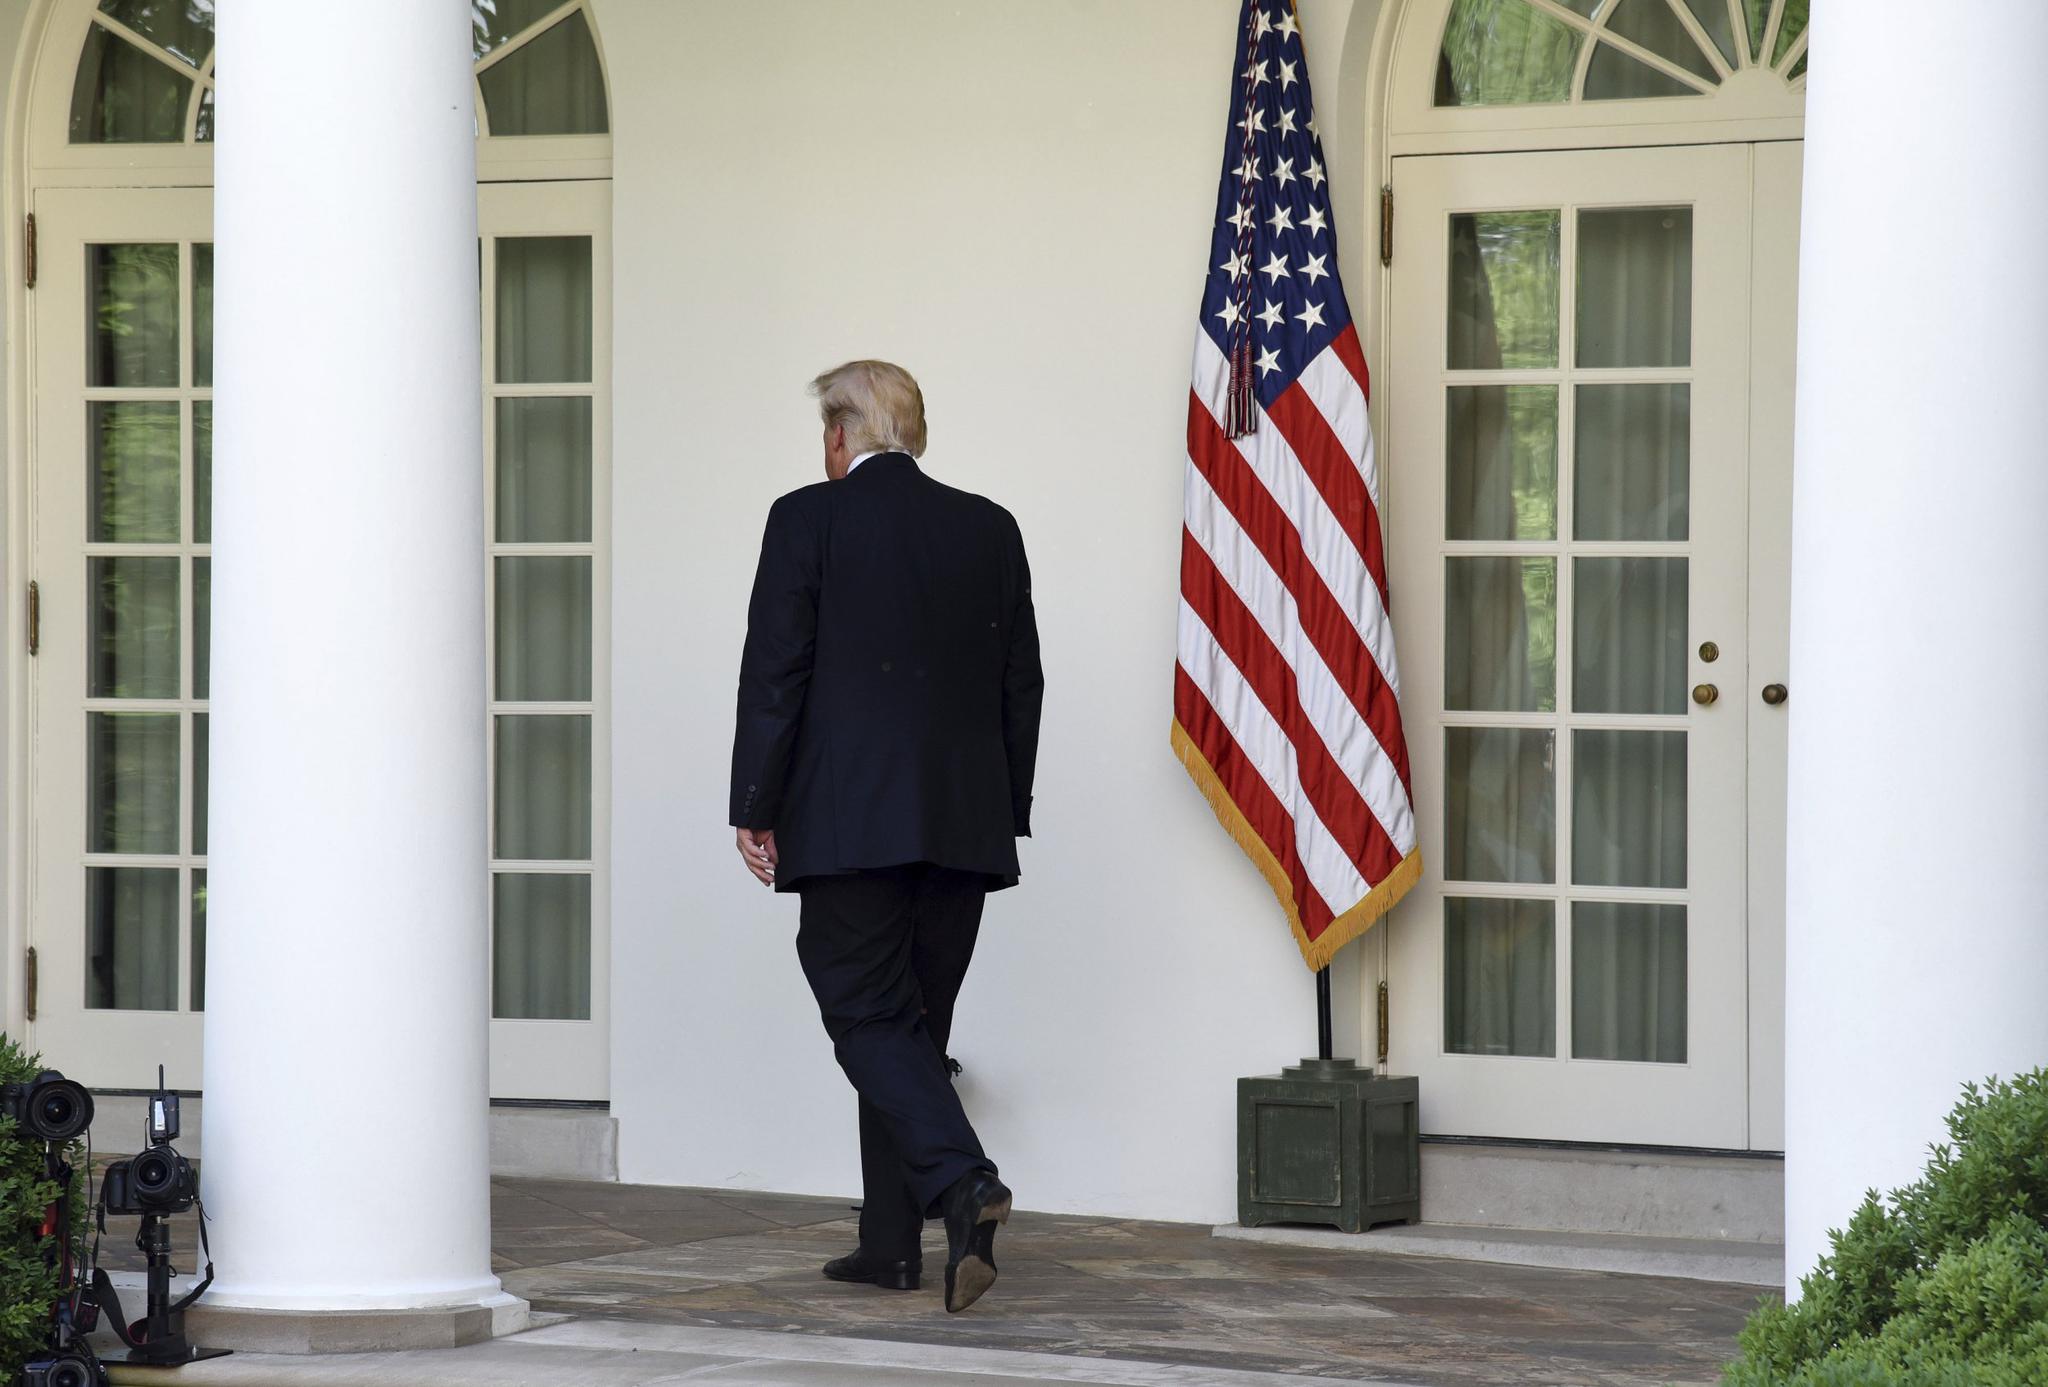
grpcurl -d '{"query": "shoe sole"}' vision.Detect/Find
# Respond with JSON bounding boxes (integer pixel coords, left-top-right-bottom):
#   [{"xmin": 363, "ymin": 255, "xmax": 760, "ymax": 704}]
[
  {"xmin": 823, "ymin": 1270, "xmax": 920, "ymax": 1291},
  {"xmin": 945, "ymin": 1193, "xmax": 1011, "ymax": 1313}
]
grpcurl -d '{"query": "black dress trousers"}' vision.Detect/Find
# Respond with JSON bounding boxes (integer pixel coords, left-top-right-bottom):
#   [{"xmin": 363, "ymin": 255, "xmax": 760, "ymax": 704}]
[{"xmin": 796, "ymin": 863, "xmax": 991, "ymax": 1255}]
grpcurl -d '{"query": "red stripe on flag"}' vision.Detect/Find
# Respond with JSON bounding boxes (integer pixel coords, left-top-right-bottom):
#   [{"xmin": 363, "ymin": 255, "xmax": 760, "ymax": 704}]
[
  {"xmin": 1182, "ymin": 532, "xmax": 1403, "ymax": 886},
  {"xmin": 1330, "ymin": 325, "xmax": 1372, "ymax": 402},
  {"xmin": 1175, "ymin": 665, "xmax": 1336, "ymax": 934},
  {"xmin": 1187, "ymin": 392, "xmax": 1414, "ymax": 799},
  {"xmin": 1265, "ymin": 379, "xmax": 1390, "ymax": 611}
]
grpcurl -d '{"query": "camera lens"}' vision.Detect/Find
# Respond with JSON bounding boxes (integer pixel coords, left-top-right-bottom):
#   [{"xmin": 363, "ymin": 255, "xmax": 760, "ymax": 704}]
[
  {"xmin": 48, "ymin": 1357, "xmax": 92, "ymax": 1387},
  {"xmin": 135, "ymin": 1151, "xmax": 175, "ymax": 1197},
  {"xmin": 27, "ymin": 1079, "xmax": 92, "ymax": 1142}
]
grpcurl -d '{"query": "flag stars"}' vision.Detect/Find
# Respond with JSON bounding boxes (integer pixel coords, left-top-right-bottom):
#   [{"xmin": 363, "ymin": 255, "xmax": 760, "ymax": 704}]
[
  {"xmin": 1219, "ymin": 250, "xmax": 1249, "ymax": 280},
  {"xmin": 1256, "ymin": 298, "xmax": 1286, "ymax": 330},
  {"xmin": 1296, "ymin": 300, "xmax": 1328, "ymax": 331},
  {"xmin": 1278, "ymin": 58, "xmax": 1299, "ymax": 90},
  {"xmin": 1215, "ymin": 299, "xmax": 1244, "ymax": 329},
  {"xmin": 1228, "ymin": 202, "xmax": 1256, "ymax": 233},
  {"xmin": 1252, "ymin": 7, "xmax": 1274, "ymax": 38},
  {"xmin": 1299, "ymin": 251, "xmax": 1330, "ymax": 285},
  {"xmin": 1266, "ymin": 204, "xmax": 1295, "ymax": 235},
  {"xmin": 1273, "ymin": 157, "xmax": 1297, "ymax": 189},
  {"xmin": 1248, "ymin": 58, "xmax": 1271, "ymax": 87},
  {"xmin": 1277, "ymin": 11, "xmax": 1300, "ymax": 40},
  {"xmin": 1238, "ymin": 153, "xmax": 1261, "ymax": 182},
  {"xmin": 1237, "ymin": 105, "xmax": 1267, "ymax": 135},
  {"xmin": 1303, "ymin": 204, "xmax": 1328, "ymax": 237},
  {"xmin": 1255, "ymin": 345, "xmax": 1283, "ymax": 377},
  {"xmin": 1278, "ymin": 107, "xmax": 1298, "ymax": 136},
  {"xmin": 1259, "ymin": 250, "xmax": 1290, "ymax": 283},
  {"xmin": 1304, "ymin": 156, "xmax": 1326, "ymax": 190}
]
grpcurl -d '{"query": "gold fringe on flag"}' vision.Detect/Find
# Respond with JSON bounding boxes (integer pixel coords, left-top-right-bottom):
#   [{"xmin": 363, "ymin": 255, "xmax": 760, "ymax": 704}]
[{"xmin": 1171, "ymin": 718, "xmax": 1422, "ymax": 973}]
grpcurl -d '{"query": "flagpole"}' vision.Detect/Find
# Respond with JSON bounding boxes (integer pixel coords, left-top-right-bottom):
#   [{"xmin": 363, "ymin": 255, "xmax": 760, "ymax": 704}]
[{"xmin": 1315, "ymin": 965, "xmax": 1333, "ymax": 1062}]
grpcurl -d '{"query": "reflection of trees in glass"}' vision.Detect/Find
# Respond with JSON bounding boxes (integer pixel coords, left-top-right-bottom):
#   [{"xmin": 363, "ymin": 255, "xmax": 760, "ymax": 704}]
[
  {"xmin": 1436, "ymin": 0, "xmax": 1582, "ymax": 107},
  {"xmin": 1450, "ymin": 212, "xmax": 1560, "ymax": 370},
  {"xmin": 90, "ymin": 557, "xmax": 179, "ymax": 700},
  {"xmin": 98, "ymin": 0, "xmax": 214, "ymax": 65},
  {"xmin": 89, "ymin": 243, "xmax": 180, "ymax": 387},
  {"xmin": 91, "ymin": 401, "xmax": 180, "ymax": 542},
  {"xmin": 69, "ymin": 27, "xmax": 191, "ymax": 143},
  {"xmin": 88, "ymin": 715, "xmax": 179, "ymax": 854}
]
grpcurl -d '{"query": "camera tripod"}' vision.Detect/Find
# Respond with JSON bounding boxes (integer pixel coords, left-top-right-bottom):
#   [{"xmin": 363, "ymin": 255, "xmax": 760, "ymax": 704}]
[{"xmin": 89, "ymin": 1204, "xmax": 227, "ymax": 1368}]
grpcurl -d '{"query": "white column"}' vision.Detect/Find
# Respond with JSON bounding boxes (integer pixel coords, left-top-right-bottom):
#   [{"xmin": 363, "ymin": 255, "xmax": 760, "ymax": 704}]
[
  {"xmin": 204, "ymin": 1, "xmax": 498, "ymax": 1311},
  {"xmin": 1786, "ymin": 2, "xmax": 2048, "ymax": 1288}
]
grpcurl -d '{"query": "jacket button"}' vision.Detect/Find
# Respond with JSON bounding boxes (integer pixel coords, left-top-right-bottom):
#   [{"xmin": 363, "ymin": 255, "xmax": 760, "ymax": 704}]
[{"xmin": 881, "ymin": 661, "xmax": 893, "ymax": 672}]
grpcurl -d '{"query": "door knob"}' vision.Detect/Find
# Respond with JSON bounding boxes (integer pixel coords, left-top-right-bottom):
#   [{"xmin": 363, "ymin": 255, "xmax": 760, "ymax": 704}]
[
  {"xmin": 1692, "ymin": 683, "xmax": 1719, "ymax": 706},
  {"xmin": 1762, "ymin": 683, "xmax": 1788, "ymax": 705}
]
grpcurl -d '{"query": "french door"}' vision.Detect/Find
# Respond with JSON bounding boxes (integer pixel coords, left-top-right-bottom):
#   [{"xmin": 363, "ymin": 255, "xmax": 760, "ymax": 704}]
[
  {"xmin": 1386, "ymin": 143, "xmax": 1792, "ymax": 1149},
  {"xmin": 28, "ymin": 182, "xmax": 611, "ymax": 1099}
]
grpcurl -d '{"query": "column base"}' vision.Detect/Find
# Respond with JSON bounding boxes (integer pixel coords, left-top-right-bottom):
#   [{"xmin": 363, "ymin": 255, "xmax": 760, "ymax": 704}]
[{"xmin": 177, "ymin": 1290, "xmax": 528, "ymax": 1354}]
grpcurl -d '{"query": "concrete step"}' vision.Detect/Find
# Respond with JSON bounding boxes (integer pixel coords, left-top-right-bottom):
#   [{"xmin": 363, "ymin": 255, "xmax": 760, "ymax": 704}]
[
  {"xmin": 87, "ymin": 1095, "xmax": 618, "ymax": 1183},
  {"xmin": 1216, "ymin": 1220, "xmax": 1783, "ymax": 1288},
  {"xmin": 1420, "ymin": 1141, "xmax": 1784, "ymax": 1243}
]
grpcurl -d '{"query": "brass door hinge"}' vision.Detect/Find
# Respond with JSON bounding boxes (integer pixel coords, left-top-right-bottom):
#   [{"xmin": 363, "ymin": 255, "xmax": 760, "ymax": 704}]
[
  {"xmin": 26, "ymin": 580, "xmax": 38, "ymax": 657},
  {"xmin": 23, "ymin": 213, "xmax": 35, "ymax": 290},
  {"xmin": 25, "ymin": 947, "xmax": 37, "ymax": 1023},
  {"xmin": 1379, "ymin": 185, "xmax": 1393, "ymax": 267}
]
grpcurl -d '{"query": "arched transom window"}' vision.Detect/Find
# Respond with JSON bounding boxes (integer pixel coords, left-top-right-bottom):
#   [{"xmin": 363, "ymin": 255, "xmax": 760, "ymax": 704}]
[
  {"xmin": 1437, "ymin": 0, "xmax": 1808, "ymax": 107},
  {"xmin": 68, "ymin": 0, "xmax": 609, "ymax": 145}
]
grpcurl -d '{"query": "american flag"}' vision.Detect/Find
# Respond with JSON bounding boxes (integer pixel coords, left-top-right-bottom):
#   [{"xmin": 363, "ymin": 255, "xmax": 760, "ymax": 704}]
[{"xmin": 1172, "ymin": 0, "xmax": 1420, "ymax": 971}]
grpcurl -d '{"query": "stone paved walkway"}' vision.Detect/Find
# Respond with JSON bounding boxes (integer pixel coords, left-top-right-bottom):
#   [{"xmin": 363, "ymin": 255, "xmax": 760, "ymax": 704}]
[{"xmin": 489, "ymin": 1177, "xmax": 1772, "ymax": 1386}]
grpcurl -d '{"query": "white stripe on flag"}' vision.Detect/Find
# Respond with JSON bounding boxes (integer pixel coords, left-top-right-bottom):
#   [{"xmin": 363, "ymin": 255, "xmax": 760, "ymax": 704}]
[
  {"xmin": 1296, "ymin": 349, "xmax": 1379, "ymax": 509},
  {"xmin": 1190, "ymin": 331, "xmax": 1404, "ymax": 702},
  {"xmin": 1185, "ymin": 461, "xmax": 1415, "ymax": 856},
  {"xmin": 1177, "ymin": 602, "xmax": 1369, "ymax": 912}
]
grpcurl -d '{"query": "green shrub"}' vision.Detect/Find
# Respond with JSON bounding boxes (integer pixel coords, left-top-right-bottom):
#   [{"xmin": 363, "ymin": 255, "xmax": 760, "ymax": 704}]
[
  {"xmin": 1726, "ymin": 1069, "xmax": 2048, "ymax": 1387},
  {"xmin": 0, "ymin": 1036, "xmax": 92, "ymax": 1376}
]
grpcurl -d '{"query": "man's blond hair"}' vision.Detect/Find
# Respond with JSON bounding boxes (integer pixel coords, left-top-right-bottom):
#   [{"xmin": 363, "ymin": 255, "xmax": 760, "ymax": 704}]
[{"xmin": 808, "ymin": 360, "xmax": 928, "ymax": 458}]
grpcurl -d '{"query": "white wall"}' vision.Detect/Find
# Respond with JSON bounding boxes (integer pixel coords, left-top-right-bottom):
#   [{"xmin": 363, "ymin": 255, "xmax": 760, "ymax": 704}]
[{"xmin": 606, "ymin": 0, "xmax": 1380, "ymax": 1223}]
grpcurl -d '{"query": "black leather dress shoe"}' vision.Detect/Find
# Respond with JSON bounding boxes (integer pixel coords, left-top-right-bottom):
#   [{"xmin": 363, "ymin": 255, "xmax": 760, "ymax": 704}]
[
  {"xmin": 939, "ymin": 1169, "xmax": 1012, "ymax": 1313},
  {"xmin": 821, "ymin": 1248, "xmax": 921, "ymax": 1291}
]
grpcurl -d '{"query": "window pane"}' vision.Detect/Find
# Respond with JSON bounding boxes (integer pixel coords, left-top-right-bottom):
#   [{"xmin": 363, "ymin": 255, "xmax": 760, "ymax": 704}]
[
  {"xmin": 1574, "ymin": 383, "xmax": 1689, "ymax": 541},
  {"xmin": 495, "ymin": 715, "xmax": 591, "ymax": 860},
  {"xmin": 496, "ymin": 237, "xmax": 593, "ymax": 384},
  {"xmin": 1683, "ymin": 0, "xmax": 1739, "ymax": 67},
  {"xmin": 478, "ymin": 12, "xmax": 610, "ymax": 136},
  {"xmin": 1604, "ymin": 0, "xmax": 1716, "ymax": 82},
  {"xmin": 497, "ymin": 396, "xmax": 593, "ymax": 542},
  {"xmin": 192, "ymin": 711, "xmax": 208, "ymax": 855},
  {"xmin": 71, "ymin": 26, "xmax": 191, "ymax": 144},
  {"xmin": 1572, "ymin": 901, "xmax": 1686, "ymax": 1062},
  {"xmin": 1446, "ymin": 557, "xmax": 1555, "ymax": 712},
  {"xmin": 1446, "ymin": 385, "xmax": 1556, "ymax": 541},
  {"xmin": 1583, "ymin": 41, "xmax": 1700, "ymax": 100},
  {"xmin": 1445, "ymin": 897, "xmax": 1555, "ymax": 1057},
  {"xmin": 98, "ymin": 0, "xmax": 214, "ymax": 66},
  {"xmin": 1572, "ymin": 729, "xmax": 1686, "ymax": 888},
  {"xmin": 1449, "ymin": 212, "xmax": 1560, "ymax": 370},
  {"xmin": 86, "ymin": 867, "xmax": 178, "ymax": 1011},
  {"xmin": 1435, "ymin": 0, "xmax": 1583, "ymax": 107},
  {"xmin": 88, "ymin": 712, "xmax": 179, "ymax": 854},
  {"xmin": 192, "ymin": 556, "xmax": 210, "ymax": 699},
  {"xmin": 493, "ymin": 873, "xmax": 592, "ymax": 1020},
  {"xmin": 90, "ymin": 401, "xmax": 180, "ymax": 542},
  {"xmin": 89, "ymin": 244, "xmax": 180, "ymax": 387},
  {"xmin": 194, "ymin": 85, "xmax": 212, "ymax": 142},
  {"xmin": 1445, "ymin": 727, "xmax": 1554, "ymax": 884},
  {"xmin": 190, "ymin": 868, "xmax": 206, "ymax": 1012},
  {"xmin": 91, "ymin": 556, "xmax": 179, "ymax": 699},
  {"xmin": 192, "ymin": 243, "xmax": 213, "ymax": 387},
  {"xmin": 1772, "ymin": 0, "xmax": 1808, "ymax": 65},
  {"xmin": 193, "ymin": 402, "xmax": 212, "ymax": 543},
  {"xmin": 1577, "ymin": 208, "xmax": 1692, "ymax": 367},
  {"xmin": 1742, "ymin": 0, "xmax": 1770, "ymax": 61},
  {"xmin": 473, "ymin": 0, "xmax": 575, "ymax": 56},
  {"xmin": 1573, "ymin": 557, "xmax": 1687, "ymax": 715},
  {"xmin": 495, "ymin": 557, "xmax": 592, "ymax": 702}
]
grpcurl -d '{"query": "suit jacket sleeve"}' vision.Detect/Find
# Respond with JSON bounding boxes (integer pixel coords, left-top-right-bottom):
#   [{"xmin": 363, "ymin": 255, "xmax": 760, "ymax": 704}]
[
  {"xmin": 729, "ymin": 495, "xmax": 820, "ymax": 829},
  {"xmin": 1002, "ymin": 518, "xmax": 1045, "ymax": 837}
]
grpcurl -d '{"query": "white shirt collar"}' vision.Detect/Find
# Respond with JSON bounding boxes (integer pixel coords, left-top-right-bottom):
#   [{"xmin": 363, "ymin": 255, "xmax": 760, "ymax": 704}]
[{"xmin": 846, "ymin": 449, "xmax": 899, "ymax": 474}]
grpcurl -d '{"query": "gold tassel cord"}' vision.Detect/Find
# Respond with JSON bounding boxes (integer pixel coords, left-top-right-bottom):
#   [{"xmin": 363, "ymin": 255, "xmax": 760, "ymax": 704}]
[{"xmin": 1170, "ymin": 718, "xmax": 1422, "ymax": 972}]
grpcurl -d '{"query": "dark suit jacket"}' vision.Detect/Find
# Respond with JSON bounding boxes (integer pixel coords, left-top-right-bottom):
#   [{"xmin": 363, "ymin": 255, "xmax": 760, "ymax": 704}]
[{"xmin": 729, "ymin": 453, "xmax": 1043, "ymax": 891}]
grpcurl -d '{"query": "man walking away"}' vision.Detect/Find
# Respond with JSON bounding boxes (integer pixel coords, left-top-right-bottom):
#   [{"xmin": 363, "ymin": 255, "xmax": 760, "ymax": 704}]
[{"xmin": 728, "ymin": 360, "xmax": 1043, "ymax": 1313}]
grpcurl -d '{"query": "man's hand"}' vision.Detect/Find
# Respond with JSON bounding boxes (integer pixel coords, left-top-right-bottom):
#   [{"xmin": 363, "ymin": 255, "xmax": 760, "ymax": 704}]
[{"xmin": 736, "ymin": 827, "xmax": 778, "ymax": 887}]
